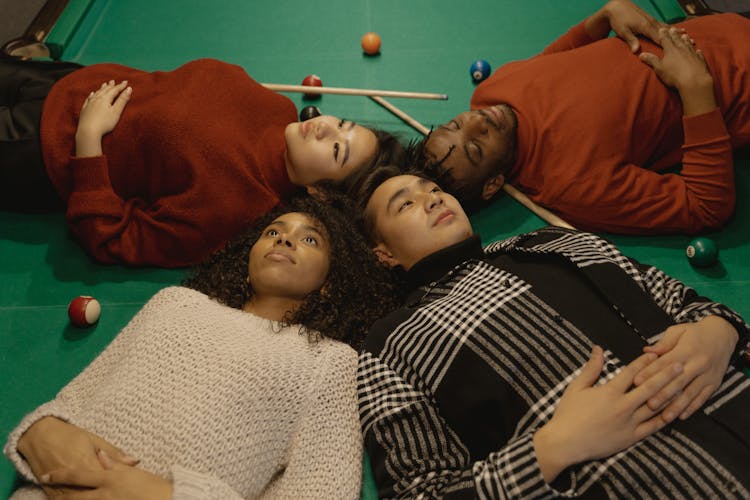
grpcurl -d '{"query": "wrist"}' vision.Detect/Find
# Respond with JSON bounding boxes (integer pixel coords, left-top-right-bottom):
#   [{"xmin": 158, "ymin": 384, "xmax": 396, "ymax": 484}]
[
  {"xmin": 533, "ymin": 424, "xmax": 573, "ymax": 483},
  {"xmin": 678, "ymin": 76, "xmax": 717, "ymax": 117},
  {"xmin": 18, "ymin": 417, "xmax": 58, "ymax": 457},
  {"xmin": 75, "ymin": 129, "xmax": 104, "ymax": 157}
]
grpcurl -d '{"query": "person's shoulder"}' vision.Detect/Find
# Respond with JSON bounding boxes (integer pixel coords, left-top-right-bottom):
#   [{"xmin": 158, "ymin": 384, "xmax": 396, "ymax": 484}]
[{"xmin": 362, "ymin": 306, "xmax": 415, "ymax": 355}]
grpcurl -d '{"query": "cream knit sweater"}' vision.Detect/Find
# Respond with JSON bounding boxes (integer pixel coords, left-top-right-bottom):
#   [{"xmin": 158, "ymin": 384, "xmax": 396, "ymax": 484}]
[{"xmin": 4, "ymin": 287, "xmax": 362, "ymax": 499}]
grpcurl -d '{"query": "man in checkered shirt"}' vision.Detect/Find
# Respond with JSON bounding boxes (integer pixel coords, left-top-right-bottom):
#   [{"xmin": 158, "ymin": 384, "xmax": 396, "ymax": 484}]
[{"xmin": 356, "ymin": 169, "xmax": 750, "ymax": 499}]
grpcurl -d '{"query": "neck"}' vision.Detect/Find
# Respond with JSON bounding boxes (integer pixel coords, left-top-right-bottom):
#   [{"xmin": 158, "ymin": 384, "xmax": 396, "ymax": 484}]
[{"xmin": 243, "ymin": 295, "xmax": 302, "ymax": 322}]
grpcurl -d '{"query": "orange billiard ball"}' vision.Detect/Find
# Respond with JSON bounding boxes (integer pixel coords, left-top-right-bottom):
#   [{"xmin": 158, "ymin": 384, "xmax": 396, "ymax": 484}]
[{"xmin": 361, "ymin": 32, "xmax": 381, "ymax": 55}]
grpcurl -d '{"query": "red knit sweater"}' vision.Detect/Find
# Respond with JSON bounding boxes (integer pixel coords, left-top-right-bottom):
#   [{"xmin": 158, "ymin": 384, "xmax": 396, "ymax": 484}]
[
  {"xmin": 472, "ymin": 14, "xmax": 750, "ymax": 234},
  {"xmin": 41, "ymin": 59, "xmax": 298, "ymax": 267}
]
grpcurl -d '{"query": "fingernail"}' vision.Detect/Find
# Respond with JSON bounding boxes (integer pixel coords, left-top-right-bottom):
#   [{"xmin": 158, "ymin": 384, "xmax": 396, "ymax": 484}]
[
  {"xmin": 673, "ymin": 363, "xmax": 683, "ymax": 374},
  {"xmin": 664, "ymin": 411, "xmax": 675, "ymax": 421},
  {"xmin": 40, "ymin": 473, "xmax": 49, "ymax": 483}
]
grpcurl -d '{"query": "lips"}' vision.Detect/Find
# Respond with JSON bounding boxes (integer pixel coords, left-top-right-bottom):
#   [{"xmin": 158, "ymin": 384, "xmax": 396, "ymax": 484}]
[
  {"xmin": 265, "ymin": 250, "xmax": 295, "ymax": 264},
  {"xmin": 433, "ymin": 210, "xmax": 455, "ymax": 226}
]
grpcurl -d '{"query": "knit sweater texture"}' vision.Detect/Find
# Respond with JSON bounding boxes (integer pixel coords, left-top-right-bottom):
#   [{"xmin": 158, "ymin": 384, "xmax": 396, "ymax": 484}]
[
  {"xmin": 471, "ymin": 14, "xmax": 750, "ymax": 234},
  {"xmin": 4, "ymin": 287, "xmax": 362, "ymax": 499},
  {"xmin": 40, "ymin": 59, "xmax": 298, "ymax": 267}
]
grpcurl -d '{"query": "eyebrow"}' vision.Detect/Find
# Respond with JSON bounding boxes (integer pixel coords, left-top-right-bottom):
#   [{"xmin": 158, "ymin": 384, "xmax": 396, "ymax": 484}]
[
  {"xmin": 270, "ymin": 220, "xmax": 325, "ymax": 238},
  {"xmin": 342, "ymin": 121, "xmax": 356, "ymax": 166},
  {"xmin": 385, "ymin": 178, "xmax": 432, "ymax": 213}
]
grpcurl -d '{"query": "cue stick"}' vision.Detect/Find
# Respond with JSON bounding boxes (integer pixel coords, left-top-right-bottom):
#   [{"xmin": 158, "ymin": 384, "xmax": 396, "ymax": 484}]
[
  {"xmin": 370, "ymin": 95, "xmax": 576, "ymax": 230},
  {"xmin": 263, "ymin": 83, "xmax": 448, "ymax": 100}
]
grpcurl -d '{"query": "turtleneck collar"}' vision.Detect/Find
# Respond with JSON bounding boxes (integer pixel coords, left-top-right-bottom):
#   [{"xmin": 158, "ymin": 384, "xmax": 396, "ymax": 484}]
[{"xmin": 404, "ymin": 235, "xmax": 485, "ymax": 290}]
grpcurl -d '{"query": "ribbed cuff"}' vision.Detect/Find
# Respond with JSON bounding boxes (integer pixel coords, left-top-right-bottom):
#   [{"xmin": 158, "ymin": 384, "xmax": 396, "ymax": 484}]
[
  {"xmin": 3, "ymin": 401, "xmax": 71, "ymax": 483},
  {"xmin": 69, "ymin": 155, "xmax": 114, "ymax": 192}
]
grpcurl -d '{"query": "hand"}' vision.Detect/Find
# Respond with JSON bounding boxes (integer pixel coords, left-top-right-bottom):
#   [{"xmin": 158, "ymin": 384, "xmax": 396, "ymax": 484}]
[
  {"xmin": 17, "ymin": 417, "xmax": 138, "ymax": 497},
  {"xmin": 534, "ymin": 346, "xmax": 681, "ymax": 482},
  {"xmin": 41, "ymin": 452, "xmax": 172, "ymax": 500},
  {"xmin": 639, "ymin": 27, "xmax": 716, "ymax": 116},
  {"xmin": 633, "ymin": 316, "xmax": 738, "ymax": 422},
  {"xmin": 585, "ymin": 0, "xmax": 668, "ymax": 52},
  {"xmin": 75, "ymin": 80, "xmax": 132, "ymax": 157}
]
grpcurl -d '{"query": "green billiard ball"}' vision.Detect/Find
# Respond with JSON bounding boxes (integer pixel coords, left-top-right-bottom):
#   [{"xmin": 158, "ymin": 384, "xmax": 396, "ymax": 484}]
[{"xmin": 686, "ymin": 237, "xmax": 718, "ymax": 267}]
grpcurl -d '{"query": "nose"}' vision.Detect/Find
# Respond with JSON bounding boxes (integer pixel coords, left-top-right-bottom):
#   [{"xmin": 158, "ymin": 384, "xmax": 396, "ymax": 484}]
[
  {"xmin": 314, "ymin": 120, "xmax": 332, "ymax": 140},
  {"xmin": 274, "ymin": 234, "xmax": 295, "ymax": 249},
  {"xmin": 422, "ymin": 190, "xmax": 444, "ymax": 211}
]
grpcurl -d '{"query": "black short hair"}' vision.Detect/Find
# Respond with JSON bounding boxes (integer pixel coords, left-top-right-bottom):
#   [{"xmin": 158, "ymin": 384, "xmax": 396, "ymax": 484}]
[
  {"xmin": 183, "ymin": 195, "xmax": 401, "ymax": 350},
  {"xmin": 407, "ymin": 131, "xmax": 515, "ymax": 215}
]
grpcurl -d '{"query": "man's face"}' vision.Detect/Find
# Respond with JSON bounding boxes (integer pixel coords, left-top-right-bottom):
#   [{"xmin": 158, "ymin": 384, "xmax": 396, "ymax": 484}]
[
  {"xmin": 423, "ymin": 105, "xmax": 517, "ymax": 190},
  {"xmin": 284, "ymin": 115, "xmax": 378, "ymax": 186},
  {"xmin": 365, "ymin": 175, "xmax": 473, "ymax": 270}
]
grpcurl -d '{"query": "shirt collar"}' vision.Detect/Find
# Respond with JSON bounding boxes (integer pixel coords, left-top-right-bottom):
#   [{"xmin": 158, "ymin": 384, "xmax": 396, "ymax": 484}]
[{"xmin": 404, "ymin": 235, "xmax": 485, "ymax": 290}]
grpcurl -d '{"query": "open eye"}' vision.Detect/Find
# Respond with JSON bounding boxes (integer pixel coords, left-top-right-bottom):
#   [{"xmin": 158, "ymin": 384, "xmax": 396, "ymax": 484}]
[
  {"xmin": 266, "ymin": 229, "xmax": 279, "ymax": 237},
  {"xmin": 303, "ymin": 235, "xmax": 318, "ymax": 246}
]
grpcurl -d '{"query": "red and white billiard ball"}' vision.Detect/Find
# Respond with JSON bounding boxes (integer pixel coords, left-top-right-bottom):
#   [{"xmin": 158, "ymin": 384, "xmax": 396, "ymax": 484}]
[
  {"xmin": 301, "ymin": 74, "xmax": 323, "ymax": 99},
  {"xmin": 68, "ymin": 296, "xmax": 101, "ymax": 328}
]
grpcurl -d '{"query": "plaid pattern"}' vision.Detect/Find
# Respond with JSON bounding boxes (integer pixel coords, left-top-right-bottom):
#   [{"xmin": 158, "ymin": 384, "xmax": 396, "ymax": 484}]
[{"xmin": 359, "ymin": 228, "xmax": 750, "ymax": 499}]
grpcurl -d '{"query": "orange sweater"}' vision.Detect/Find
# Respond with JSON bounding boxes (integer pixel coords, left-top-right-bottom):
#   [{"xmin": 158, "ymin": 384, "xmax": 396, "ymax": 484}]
[
  {"xmin": 41, "ymin": 59, "xmax": 298, "ymax": 267},
  {"xmin": 472, "ymin": 14, "xmax": 750, "ymax": 234}
]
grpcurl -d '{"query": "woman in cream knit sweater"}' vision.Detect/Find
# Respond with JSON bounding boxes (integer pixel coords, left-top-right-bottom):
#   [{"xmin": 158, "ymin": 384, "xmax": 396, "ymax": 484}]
[{"xmin": 4, "ymin": 196, "xmax": 400, "ymax": 499}]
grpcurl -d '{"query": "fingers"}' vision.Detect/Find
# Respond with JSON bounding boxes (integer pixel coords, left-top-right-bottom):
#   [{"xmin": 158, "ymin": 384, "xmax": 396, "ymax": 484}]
[
  {"xmin": 41, "ymin": 467, "xmax": 104, "ymax": 488},
  {"xmin": 678, "ymin": 384, "xmax": 714, "ymax": 420},
  {"xmin": 626, "ymin": 361, "xmax": 683, "ymax": 412},
  {"xmin": 567, "ymin": 345, "xmax": 604, "ymax": 391},
  {"xmin": 633, "ymin": 412, "xmax": 669, "ymax": 441},
  {"xmin": 620, "ymin": 29, "xmax": 640, "ymax": 53},
  {"xmin": 608, "ymin": 351, "xmax": 657, "ymax": 392},
  {"xmin": 638, "ymin": 51, "xmax": 659, "ymax": 69},
  {"xmin": 112, "ymin": 85, "xmax": 133, "ymax": 114}
]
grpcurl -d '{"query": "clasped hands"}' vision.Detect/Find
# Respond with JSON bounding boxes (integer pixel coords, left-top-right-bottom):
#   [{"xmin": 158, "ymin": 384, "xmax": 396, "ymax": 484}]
[
  {"xmin": 17, "ymin": 417, "xmax": 171, "ymax": 499},
  {"xmin": 535, "ymin": 315, "xmax": 738, "ymax": 482}
]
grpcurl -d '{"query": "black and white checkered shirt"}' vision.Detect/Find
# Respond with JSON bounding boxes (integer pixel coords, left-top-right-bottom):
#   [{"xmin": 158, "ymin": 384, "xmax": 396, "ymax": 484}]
[{"xmin": 359, "ymin": 228, "xmax": 750, "ymax": 499}]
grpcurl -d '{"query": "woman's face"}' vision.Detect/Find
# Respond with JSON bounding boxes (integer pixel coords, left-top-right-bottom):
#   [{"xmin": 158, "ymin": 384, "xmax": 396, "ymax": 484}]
[
  {"xmin": 284, "ymin": 115, "xmax": 378, "ymax": 186},
  {"xmin": 248, "ymin": 212, "xmax": 331, "ymax": 300}
]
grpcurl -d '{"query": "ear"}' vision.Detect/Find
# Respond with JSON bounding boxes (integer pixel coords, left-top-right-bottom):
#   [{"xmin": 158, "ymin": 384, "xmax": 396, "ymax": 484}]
[
  {"xmin": 373, "ymin": 243, "xmax": 400, "ymax": 268},
  {"xmin": 481, "ymin": 174, "xmax": 505, "ymax": 201}
]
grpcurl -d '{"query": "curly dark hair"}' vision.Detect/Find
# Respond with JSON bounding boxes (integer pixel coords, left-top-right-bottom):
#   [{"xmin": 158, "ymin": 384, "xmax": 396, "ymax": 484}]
[{"xmin": 182, "ymin": 195, "xmax": 401, "ymax": 350}]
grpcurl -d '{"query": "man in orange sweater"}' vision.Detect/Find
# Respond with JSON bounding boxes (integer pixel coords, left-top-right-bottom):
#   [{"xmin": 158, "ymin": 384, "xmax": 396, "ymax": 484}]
[
  {"xmin": 0, "ymin": 58, "xmax": 403, "ymax": 267},
  {"xmin": 412, "ymin": 0, "xmax": 750, "ymax": 235}
]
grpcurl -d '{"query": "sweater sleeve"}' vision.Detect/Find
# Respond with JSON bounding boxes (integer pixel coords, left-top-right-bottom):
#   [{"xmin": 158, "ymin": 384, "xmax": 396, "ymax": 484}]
[
  {"xmin": 261, "ymin": 345, "xmax": 362, "ymax": 499},
  {"xmin": 358, "ymin": 352, "xmax": 568, "ymax": 499},
  {"xmin": 64, "ymin": 155, "xmax": 213, "ymax": 267},
  {"xmin": 539, "ymin": 21, "xmax": 596, "ymax": 55},
  {"xmin": 550, "ymin": 108, "xmax": 734, "ymax": 234}
]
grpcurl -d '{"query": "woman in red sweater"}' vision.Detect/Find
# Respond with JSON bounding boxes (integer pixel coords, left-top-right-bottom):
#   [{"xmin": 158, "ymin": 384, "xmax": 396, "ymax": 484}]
[{"xmin": 0, "ymin": 58, "xmax": 404, "ymax": 267}]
